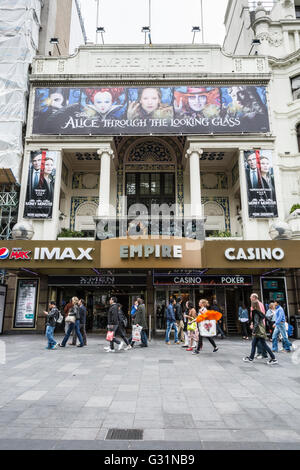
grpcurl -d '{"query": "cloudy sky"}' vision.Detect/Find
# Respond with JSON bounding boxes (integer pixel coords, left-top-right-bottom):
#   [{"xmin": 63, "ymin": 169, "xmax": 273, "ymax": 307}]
[{"xmin": 80, "ymin": 0, "xmax": 228, "ymax": 46}]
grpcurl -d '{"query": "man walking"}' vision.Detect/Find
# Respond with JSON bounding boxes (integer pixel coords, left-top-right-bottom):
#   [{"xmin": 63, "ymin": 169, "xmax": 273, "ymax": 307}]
[
  {"xmin": 212, "ymin": 300, "xmax": 226, "ymax": 339},
  {"xmin": 72, "ymin": 299, "xmax": 87, "ymax": 346},
  {"xmin": 175, "ymin": 297, "xmax": 185, "ymax": 343},
  {"xmin": 165, "ymin": 298, "xmax": 180, "ymax": 345},
  {"xmin": 133, "ymin": 298, "xmax": 148, "ymax": 347},
  {"xmin": 105, "ymin": 297, "xmax": 131, "ymax": 352},
  {"xmin": 44, "ymin": 301, "xmax": 60, "ymax": 350},
  {"xmin": 272, "ymin": 301, "xmax": 292, "ymax": 353}
]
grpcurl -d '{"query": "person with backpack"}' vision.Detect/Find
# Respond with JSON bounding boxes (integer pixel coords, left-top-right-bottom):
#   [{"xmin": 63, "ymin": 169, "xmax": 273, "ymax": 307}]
[
  {"xmin": 43, "ymin": 301, "xmax": 60, "ymax": 350},
  {"xmin": 243, "ymin": 299, "xmax": 278, "ymax": 364},
  {"xmin": 105, "ymin": 297, "xmax": 131, "ymax": 352}
]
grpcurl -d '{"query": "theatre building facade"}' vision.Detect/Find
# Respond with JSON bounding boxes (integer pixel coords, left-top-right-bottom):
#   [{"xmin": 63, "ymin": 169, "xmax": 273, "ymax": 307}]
[{"xmin": 1, "ymin": 40, "xmax": 300, "ymax": 335}]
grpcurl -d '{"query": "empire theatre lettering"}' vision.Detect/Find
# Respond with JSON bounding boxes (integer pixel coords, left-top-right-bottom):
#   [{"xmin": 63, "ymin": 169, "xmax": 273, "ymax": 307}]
[{"xmin": 95, "ymin": 56, "xmax": 205, "ymax": 69}]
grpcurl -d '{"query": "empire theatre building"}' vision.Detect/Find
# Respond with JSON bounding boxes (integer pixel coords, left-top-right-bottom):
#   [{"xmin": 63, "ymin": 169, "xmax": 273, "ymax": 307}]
[{"xmin": 1, "ymin": 40, "xmax": 300, "ymax": 336}]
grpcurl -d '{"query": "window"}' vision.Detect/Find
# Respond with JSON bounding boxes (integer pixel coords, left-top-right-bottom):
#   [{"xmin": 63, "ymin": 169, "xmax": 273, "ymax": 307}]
[
  {"xmin": 296, "ymin": 6, "xmax": 300, "ymax": 18},
  {"xmin": 291, "ymin": 76, "xmax": 300, "ymax": 100},
  {"xmin": 297, "ymin": 124, "xmax": 300, "ymax": 153}
]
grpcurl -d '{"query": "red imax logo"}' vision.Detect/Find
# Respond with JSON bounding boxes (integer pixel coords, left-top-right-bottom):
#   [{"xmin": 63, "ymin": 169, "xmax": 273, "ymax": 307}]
[{"xmin": 9, "ymin": 248, "xmax": 31, "ymax": 260}]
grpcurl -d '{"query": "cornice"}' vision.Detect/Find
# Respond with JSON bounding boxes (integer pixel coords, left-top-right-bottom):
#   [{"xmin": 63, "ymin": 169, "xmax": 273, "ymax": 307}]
[
  {"xmin": 268, "ymin": 49, "xmax": 300, "ymax": 68},
  {"xmin": 29, "ymin": 73, "xmax": 272, "ymax": 87}
]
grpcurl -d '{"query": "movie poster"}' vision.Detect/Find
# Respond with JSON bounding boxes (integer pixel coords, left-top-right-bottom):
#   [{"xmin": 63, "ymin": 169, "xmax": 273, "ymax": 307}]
[
  {"xmin": 13, "ymin": 279, "xmax": 38, "ymax": 329},
  {"xmin": 24, "ymin": 150, "xmax": 58, "ymax": 219},
  {"xmin": 32, "ymin": 85, "xmax": 270, "ymax": 135},
  {"xmin": 244, "ymin": 149, "xmax": 278, "ymax": 218}
]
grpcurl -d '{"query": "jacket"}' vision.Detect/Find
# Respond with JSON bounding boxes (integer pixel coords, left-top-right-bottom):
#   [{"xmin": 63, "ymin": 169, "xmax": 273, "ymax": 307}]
[
  {"xmin": 238, "ymin": 307, "xmax": 249, "ymax": 320},
  {"xmin": 166, "ymin": 304, "xmax": 176, "ymax": 322},
  {"xmin": 108, "ymin": 303, "xmax": 119, "ymax": 325},
  {"xmin": 79, "ymin": 305, "xmax": 87, "ymax": 325},
  {"xmin": 46, "ymin": 307, "xmax": 59, "ymax": 327},
  {"xmin": 133, "ymin": 303, "xmax": 147, "ymax": 329},
  {"xmin": 252, "ymin": 309, "xmax": 267, "ymax": 338},
  {"xmin": 174, "ymin": 302, "xmax": 183, "ymax": 321}
]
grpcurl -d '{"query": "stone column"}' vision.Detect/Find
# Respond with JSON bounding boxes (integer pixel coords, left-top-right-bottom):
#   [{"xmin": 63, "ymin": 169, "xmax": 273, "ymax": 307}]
[
  {"xmin": 283, "ymin": 31, "xmax": 290, "ymax": 55},
  {"xmin": 294, "ymin": 31, "xmax": 300, "ymax": 52},
  {"xmin": 97, "ymin": 144, "xmax": 114, "ymax": 217},
  {"xmin": 186, "ymin": 144, "xmax": 203, "ymax": 218}
]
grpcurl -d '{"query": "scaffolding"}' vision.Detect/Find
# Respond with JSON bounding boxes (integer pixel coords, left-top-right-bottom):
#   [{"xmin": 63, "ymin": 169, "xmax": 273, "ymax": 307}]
[{"xmin": 0, "ymin": 184, "xmax": 19, "ymax": 240}]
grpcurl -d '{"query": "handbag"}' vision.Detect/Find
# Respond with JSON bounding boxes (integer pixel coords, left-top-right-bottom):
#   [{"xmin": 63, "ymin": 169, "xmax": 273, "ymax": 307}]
[
  {"xmin": 187, "ymin": 321, "xmax": 197, "ymax": 332},
  {"xmin": 132, "ymin": 324, "xmax": 142, "ymax": 342},
  {"xmin": 65, "ymin": 315, "xmax": 75, "ymax": 323},
  {"xmin": 106, "ymin": 330, "xmax": 114, "ymax": 342},
  {"xmin": 199, "ymin": 319, "xmax": 216, "ymax": 337}
]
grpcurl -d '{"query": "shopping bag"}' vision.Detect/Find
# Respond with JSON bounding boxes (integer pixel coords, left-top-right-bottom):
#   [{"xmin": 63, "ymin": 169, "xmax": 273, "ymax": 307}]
[
  {"xmin": 132, "ymin": 325, "xmax": 142, "ymax": 343},
  {"xmin": 106, "ymin": 330, "xmax": 114, "ymax": 342},
  {"xmin": 199, "ymin": 319, "xmax": 216, "ymax": 337},
  {"xmin": 187, "ymin": 321, "xmax": 197, "ymax": 332}
]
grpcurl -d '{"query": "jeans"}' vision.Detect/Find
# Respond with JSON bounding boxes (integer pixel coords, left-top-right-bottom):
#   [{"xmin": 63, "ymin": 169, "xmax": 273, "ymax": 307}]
[
  {"xmin": 250, "ymin": 336, "xmax": 275, "ymax": 360},
  {"xmin": 61, "ymin": 320, "xmax": 84, "ymax": 347},
  {"xmin": 272, "ymin": 322, "xmax": 292, "ymax": 352},
  {"xmin": 110, "ymin": 325, "xmax": 129, "ymax": 350},
  {"xmin": 165, "ymin": 320, "xmax": 178, "ymax": 343},
  {"xmin": 72, "ymin": 324, "xmax": 87, "ymax": 345},
  {"xmin": 46, "ymin": 325, "xmax": 56, "ymax": 348},
  {"xmin": 141, "ymin": 329, "xmax": 148, "ymax": 346},
  {"xmin": 216, "ymin": 324, "xmax": 225, "ymax": 337}
]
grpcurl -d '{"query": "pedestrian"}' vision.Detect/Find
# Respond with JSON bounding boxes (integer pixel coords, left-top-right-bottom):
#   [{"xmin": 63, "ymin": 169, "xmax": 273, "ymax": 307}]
[
  {"xmin": 193, "ymin": 299, "xmax": 218, "ymax": 354},
  {"xmin": 105, "ymin": 297, "xmax": 131, "ymax": 353},
  {"xmin": 132, "ymin": 297, "xmax": 148, "ymax": 347},
  {"xmin": 44, "ymin": 301, "xmax": 60, "ymax": 350},
  {"xmin": 165, "ymin": 298, "xmax": 180, "ymax": 345},
  {"xmin": 59, "ymin": 297, "xmax": 84, "ymax": 348},
  {"xmin": 243, "ymin": 300, "xmax": 278, "ymax": 364},
  {"xmin": 181, "ymin": 300, "xmax": 190, "ymax": 348},
  {"xmin": 238, "ymin": 303, "xmax": 250, "ymax": 339},
  {"xmin": 63, "ymin": 298, "xmax": 73, "ymax": 334},
  {"xmin": 266, "ymin": 302, "xmax": 276, "ymax": 341},
  {"xmin": 72, "ymin": 299, "xmax": 87, "ymax": 346},
  {"xmin": 272, "ymin": 301, "xmax": 292, "ymax": 353},
  {"xmin": 250, "ymin": 293, "xmax": 268, "ymax": 359},
  {"xmin": 212, "ymin": 300, "xmax": 226, "ymax": 339},
  {"xmin": 185, "ymin": 302, "xmax": 199, "ymax": 351},
  {"xmin": 175, "ymin": 296, "xmax": 185, "ymax": 343}
]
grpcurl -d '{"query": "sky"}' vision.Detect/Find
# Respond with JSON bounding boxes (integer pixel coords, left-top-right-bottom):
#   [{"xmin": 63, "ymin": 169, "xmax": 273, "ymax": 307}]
[{"xmin": 79, "ymin": 0, "xmax": 228, "ymax": 46}]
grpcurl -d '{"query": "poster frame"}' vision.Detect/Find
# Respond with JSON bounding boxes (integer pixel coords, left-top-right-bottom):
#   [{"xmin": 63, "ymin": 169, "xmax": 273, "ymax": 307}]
[{"xmin": 13, "ymin": 278, "xmax": 39, "ymax": 329}]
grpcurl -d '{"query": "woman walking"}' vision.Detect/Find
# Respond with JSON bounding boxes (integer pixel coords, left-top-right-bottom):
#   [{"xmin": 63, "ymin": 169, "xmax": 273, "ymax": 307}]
[
  {"xmin": 185, "ymin": 302, "xmax": 198, "ymax": 352},
  {"xmin": 243, "ymin": 300, "xmax": 278, "ymax": 364},
  {"xmin": 193, "ymin": 299, "xmax": 219, "ymax": 354},
  {"xmin": 59, "ymin": 297, "xmax": 84, "ymax": 348},
  {"xmin": 238, "ymin": 304, "xmax": 250, "ymax": 340}
]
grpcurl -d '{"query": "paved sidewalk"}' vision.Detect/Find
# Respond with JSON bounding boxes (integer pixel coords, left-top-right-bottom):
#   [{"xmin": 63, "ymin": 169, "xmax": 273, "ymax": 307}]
[{"xmin": 0, "ymin": 334, "xmax": 300, "ymax": 450}]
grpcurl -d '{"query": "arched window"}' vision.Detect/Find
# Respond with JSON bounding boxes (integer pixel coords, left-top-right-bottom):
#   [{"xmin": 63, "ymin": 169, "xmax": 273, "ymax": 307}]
[
  {"xmin": 291, "ymin": 76, "xmax": 300, "ymax": 100},
  {"xmin": 297, "ymin": 123, "xmax": 300, "ymax": 153}
]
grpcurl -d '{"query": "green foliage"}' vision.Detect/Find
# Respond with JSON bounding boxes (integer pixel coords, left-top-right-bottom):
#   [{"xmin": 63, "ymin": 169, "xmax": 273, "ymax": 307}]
[
  {"xmin": 58, "ymin": 228, "xmax": 85, "ymax": 238},
  {"xmin": 209, "ymin": 230, "xmax": 232, "ymax": 238},
  {"xmin": 290, "ymin": 204, "xmax": 300, "ymax": 214}
]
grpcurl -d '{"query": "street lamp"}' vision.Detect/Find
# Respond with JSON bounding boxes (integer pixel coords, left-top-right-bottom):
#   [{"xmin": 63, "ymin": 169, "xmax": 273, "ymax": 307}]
[
  {"xmin": 141, "ymin": 26, "xmax": 151, "ymax": 45},
  {"xmin": 50, "ymin": 38, "xmax": 61, "ymax": 55},
  {"xmin": 191, "ymin": 26, "xmax": 201, "ymax": 44},
  {"xmin": 249, "ymin": 38, "xmax": 261, "ymax": 55},
  {"xmin": 96, "ymin": 26, "xmax": 106, "ymax": 45}
]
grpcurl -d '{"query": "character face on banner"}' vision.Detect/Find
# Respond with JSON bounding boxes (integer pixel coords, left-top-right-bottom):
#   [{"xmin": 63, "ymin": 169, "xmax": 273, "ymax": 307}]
[
  {"xmin": 247, "ymin": 153, "xmax": 257, "ymax": 170},
  {"xmin": 139, "ymin": 88, "xmax": 161, "ymax": 114},
  {"xmin": 93, "ymin": 91, "xmax": 113, "ymax": 114},
  {"xmin": 188, "ymin": 94, "xmax": 207, "ymax": 112},
  {"xmin": 32, "ymin": 153, "xmax": 42, "ymax": 171},
  {"xmin": 260, "ymin": 156, "xmax": 271, "ymax": 178},
  {"xmin": 44, "ymin": 158, "xmax": 54, "ymax": 177},
  {"xmin": 49, "ymin": 92, "xmax": 64, "ymax": 109}
]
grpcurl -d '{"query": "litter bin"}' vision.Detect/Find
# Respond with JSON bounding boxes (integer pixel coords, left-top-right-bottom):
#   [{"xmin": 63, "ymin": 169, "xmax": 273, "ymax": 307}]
[{"xmin": 293, "ymin": 315, "xmax": 300, "ymax": 339}]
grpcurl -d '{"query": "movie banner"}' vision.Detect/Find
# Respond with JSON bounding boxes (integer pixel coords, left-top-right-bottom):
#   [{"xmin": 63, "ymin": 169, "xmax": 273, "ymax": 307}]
[
  {"xmin": 24, "ymin": 150, "xmax": 58, "ymax": 219},
  {"xmin": 13, "ymin": 279, "xmax": 38, "ymax": 329},
  {"xmin": 32, "ymin": 85, "xmax": 270, "ymax": 135},
  {"xmin": 244, "ymin": 149, "xmax": 278, "ymax": 218},
  {"xmin": 0, "ymin": 285, "xmax": 6, "ymax": 334}
]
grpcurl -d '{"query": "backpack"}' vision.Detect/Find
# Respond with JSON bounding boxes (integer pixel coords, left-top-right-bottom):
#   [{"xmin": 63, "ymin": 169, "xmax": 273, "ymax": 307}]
[{"xmin": 56, "ymin": 310, "xmax": 64, "ymax": 325}]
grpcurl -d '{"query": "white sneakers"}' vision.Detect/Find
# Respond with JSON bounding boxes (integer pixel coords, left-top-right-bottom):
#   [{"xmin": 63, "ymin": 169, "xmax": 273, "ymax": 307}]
[{"xmin": 118, "ymin": 340, "xmax": 125, "ymax": 351}]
